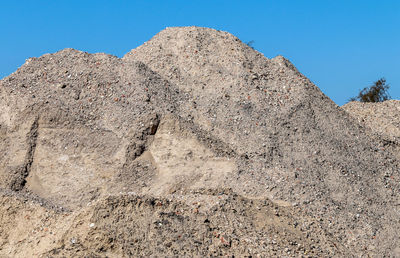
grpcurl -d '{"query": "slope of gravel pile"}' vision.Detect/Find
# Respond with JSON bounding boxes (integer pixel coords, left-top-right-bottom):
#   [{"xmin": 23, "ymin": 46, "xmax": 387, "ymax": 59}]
[
  {"xmin": 343, "ymin": 100, "xmax": 400, "ymax": 140},
  {"xmin": 0, "ymin": 26, "xmax": 399, "ymax": 256},
  {"xmin": 342, "ymin": 100, "xmax": 400, "ymax": 168}
]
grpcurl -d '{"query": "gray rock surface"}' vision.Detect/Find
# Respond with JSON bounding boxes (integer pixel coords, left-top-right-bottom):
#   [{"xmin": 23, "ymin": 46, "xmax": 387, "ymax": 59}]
[{"xmin": 0, "ymin": 26, "xmax": 399, "ymax": 257}]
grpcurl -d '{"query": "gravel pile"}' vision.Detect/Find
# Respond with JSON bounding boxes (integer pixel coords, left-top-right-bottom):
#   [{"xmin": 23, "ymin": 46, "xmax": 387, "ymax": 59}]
[
  {"xmin": 125, "ymin": 27, "xmax": 400, "ymax": 256},
  {"xmin": 0, "ymin": 26, "xmax": 399, "ymax": 256}
]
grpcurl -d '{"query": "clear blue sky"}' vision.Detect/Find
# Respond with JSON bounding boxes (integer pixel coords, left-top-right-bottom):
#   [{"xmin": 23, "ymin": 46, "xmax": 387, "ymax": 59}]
[{"xmin": 1, "ymin": 1, "xmax": 399, "ymax": 105}]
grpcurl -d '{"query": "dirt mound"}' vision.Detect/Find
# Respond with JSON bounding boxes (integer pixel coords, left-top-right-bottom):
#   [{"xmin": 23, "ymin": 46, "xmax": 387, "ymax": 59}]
[{"xmin": 0, "ymin": 27, "xmax": 399, "ymax": 256}]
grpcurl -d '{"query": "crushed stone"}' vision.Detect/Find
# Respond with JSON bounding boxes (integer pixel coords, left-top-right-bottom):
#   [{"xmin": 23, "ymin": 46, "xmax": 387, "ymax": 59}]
[{"xmin": 0, "ymin": 26, "xmax": 399, "ymax": 257}]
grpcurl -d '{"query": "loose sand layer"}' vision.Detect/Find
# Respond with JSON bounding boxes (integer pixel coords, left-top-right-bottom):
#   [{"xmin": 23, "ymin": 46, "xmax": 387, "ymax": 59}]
[{"xmin": 0, "ymin": 27, "xmax": 399, "ymax": 257}]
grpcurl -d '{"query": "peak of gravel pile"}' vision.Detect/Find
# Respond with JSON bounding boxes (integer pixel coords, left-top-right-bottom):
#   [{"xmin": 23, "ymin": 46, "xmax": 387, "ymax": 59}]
[{"xmin": 0, "ymin": 27, "xmax": 399, "ymax": 256}]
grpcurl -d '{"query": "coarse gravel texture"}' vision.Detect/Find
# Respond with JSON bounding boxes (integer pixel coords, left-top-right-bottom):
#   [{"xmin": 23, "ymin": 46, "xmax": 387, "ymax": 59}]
[
  {"xmin": 342, "ymin": 100, "xmax": 400, "ymax": 163},
  {"xmin": 0, "ymin": 26, "xmax": 399, "ymax": 257},
  {"xmin": 1, "ymin": 188, "xmax": 346, "ymax": 257},
  {"xmin": 343, "ymin": 100, "xmax": 400, "ymax": 140},
  {"xmin": 124, "ymin": 26, "xmax": 400, "ymax": 256}
]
